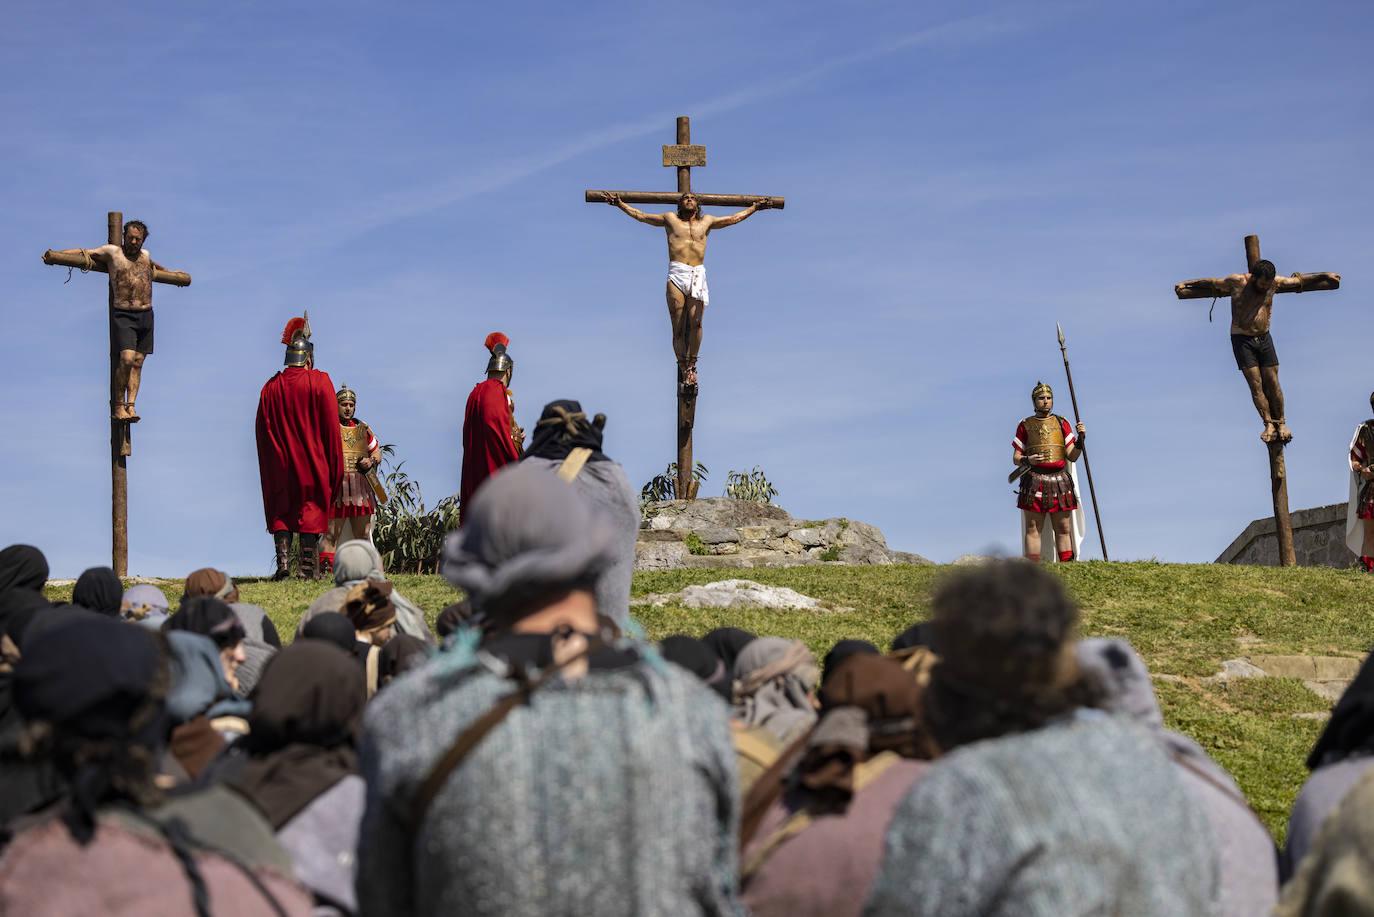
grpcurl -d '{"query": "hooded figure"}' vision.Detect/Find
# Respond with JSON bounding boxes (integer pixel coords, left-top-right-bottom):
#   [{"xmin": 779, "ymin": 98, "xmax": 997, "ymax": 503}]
[
  {"xmin": 1076, "ymin": 638, "xmax": 1276, "ymax": 917},
  {"xmin": 0, "ymin": 615, "xmax": 312, "ymax": 915},
  {"xmin": 734, "ymin": 637, "xmax": 821, "ymax": 746},
  {"xmin": 181, "ymin": 568, "xmax": 279, "ymax": 692},
  {"xmin": 297, "ymin": 539, "xmax": 435, "ymax": 644},
  {"xmin": 1285, "ymin": 649, "xmax": 1374, "ymax": 876},
  {"xmin": 119, "ymin": 584, "xmax": 169, "ymax": 630},
  {"xmin": 0, "ymin": 544, "xmax": 48, "ymax": 597},
  {"xmin": 521, "ymin": 400, "xmax": 639, "ymax": 628},
  {"xmin": 164, "ymin": 630, "xmax": 253, "ymax": 778},
  {"xmin": 357, "ymin": 463, "xmax": 743, "ymax": 917},
  {"xmin": 71, "ymin": 568, "xmax": 122, "ymax": 617},
  {"xmin": 742, "ymin": 654, "xmax": 934, "ymax": 917},
  {"xmin": 205, "ymin": 641, "xmax": 367, "ymax": 914}
]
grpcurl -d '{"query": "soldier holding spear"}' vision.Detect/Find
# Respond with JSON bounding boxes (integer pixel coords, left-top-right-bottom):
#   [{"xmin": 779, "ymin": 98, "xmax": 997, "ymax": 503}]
[{"xmin": 1008, "ymin": 325, "xmax": 1107, "ymax": 561}]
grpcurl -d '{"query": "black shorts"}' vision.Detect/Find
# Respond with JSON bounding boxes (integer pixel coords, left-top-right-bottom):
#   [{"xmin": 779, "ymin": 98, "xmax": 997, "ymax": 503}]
[
  {"xmin": 112, "ymin": 309, "xmax": 154, "ymax": 354},
  {"xmin": 1231, "ymin": 331, "xmax": 1276, "ymax": 370}
]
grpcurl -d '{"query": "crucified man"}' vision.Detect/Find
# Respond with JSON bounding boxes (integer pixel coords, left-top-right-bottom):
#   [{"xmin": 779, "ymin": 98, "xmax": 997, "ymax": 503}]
[
  {"xmin": 601, "ymin": 191, "xmax": 771, "ymax": 393},
  {"xmin": 53, "ymin": 220, "xmax": 167, "ymax": 422},
  {"xmin": 1176, "ymin": 260, "xmax": 1340, "ymax": 444}
]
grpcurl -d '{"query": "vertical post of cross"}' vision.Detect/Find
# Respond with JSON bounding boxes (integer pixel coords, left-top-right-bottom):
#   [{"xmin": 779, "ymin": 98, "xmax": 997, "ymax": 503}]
[
  {"xmin": 1246, "ymin": 234, "xmax": 1297, "ymax": 566},
  {"xmin": 108, "ymin": 211, "xmax": 129, "ymax": 576},
  {"xmin": 675, "ymin": 116, "xmax": 696, "ymax": 499}
]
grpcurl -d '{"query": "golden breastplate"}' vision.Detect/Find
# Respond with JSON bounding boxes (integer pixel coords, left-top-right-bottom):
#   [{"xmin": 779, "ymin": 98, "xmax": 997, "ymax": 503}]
[
  {"xmin": 1022, "ymin": 414, "xmax": 1065, "ymax": 463},
  {"xmin": 341, "ymin": 422, "xmax": 370, "ymax": 464}
]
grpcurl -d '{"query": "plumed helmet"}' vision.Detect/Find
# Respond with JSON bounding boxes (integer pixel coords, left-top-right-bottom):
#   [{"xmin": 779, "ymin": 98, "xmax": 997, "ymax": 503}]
[
  {"xmin": 283, "ymin": 312, "xmax": 314, "ymax": 367},
  {"xmin": 336, "ymin": 382, "xmax": 357, "ymax": 405},
  {"xmin": 485, "ymin": 332, "xmax": 513, "ymax": 377}
]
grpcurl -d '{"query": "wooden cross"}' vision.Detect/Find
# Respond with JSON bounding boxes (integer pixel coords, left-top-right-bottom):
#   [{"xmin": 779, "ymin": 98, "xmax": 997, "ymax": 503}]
[
  {"xmin": 41, "ymin": 212, "xmax": 191, "ymax": 575},
  {"xmin": 585, "ymin": 116, "xmax": 786, "ymax": 499},
  {"xmin": 1174, "ymin": 234, "xmax": 1340, "ymax": 567}
]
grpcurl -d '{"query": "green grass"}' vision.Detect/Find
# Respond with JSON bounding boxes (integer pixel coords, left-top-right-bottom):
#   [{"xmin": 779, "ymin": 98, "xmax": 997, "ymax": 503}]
[{"xmin": 50, "ymin": 560, "xmax": 1374, "ymax": 841}]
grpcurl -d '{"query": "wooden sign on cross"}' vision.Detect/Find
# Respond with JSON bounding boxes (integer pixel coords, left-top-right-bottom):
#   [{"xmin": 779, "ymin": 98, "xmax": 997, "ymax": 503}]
[
  {"xmin": 585, "ymin": 116, "xmax": 785, "ymax": 499},
  {"xmin": 1174, "ymin": 233, "xmax": 1341, "ymax": 567},
  {"xmin": 41, "ymin": 212, "xmax": 192, "ymax": 575}
]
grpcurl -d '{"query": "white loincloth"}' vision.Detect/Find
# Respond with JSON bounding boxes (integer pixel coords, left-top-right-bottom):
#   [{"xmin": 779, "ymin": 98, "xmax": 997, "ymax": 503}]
[
  {"xmin": 1346, "ymin": 425, "xmax": 1365, "ymax": 557},
  {"xmin": 668, "ymin": 261, "xmax": 709, "ymax": 305},
  {"xmin": 1034, "ymin": 461, "xmax": 1087, "ymax": 561}
]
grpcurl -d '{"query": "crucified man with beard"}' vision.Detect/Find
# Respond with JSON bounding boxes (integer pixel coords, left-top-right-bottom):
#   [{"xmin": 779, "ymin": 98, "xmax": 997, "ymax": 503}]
[{"xmin": 602, "ymin": 191, "xmax": 771, "ymax": 393}]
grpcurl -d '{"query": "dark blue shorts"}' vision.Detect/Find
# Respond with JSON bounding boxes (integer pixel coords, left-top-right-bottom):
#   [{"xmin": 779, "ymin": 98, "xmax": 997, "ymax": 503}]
[{"xmin": 1231, "ymin": 331, "xmax": 1276, "ymax": 370}]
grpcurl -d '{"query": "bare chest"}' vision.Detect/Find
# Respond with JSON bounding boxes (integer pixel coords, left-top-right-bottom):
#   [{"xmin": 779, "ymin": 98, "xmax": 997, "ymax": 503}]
[{"xmin": 107, "ymin": 248, "xmax": 153, "ymax": 305}]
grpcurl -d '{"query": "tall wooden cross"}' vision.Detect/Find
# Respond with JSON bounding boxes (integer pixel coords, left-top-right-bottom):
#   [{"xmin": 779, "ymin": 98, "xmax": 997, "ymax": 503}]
[
  {"xmin": 42, "ymin": 212, "xmax": 191, "ymax": 575},
  {"xmin": 585, "ymin": 116, "xmax": 785, "ymax": 499},
  {"xmin": 1174, "ymin": 233, "xmax": 1340, "ymax": 566}
]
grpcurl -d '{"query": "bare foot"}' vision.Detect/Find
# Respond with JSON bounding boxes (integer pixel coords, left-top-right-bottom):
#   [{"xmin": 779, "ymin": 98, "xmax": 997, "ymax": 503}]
[
  {"xmin": 1277, "ymin": 420, "xmax": 1292, "ymax": 443},
  {"xmin": 1260, "ymin": 421, "xmax": 1277, "ymax": 443},
  {"xmin": 125, "ymin": 402, "xmax": 140, "ymax": 423},
  {"xmin": 680, "ymin": 363, "xmax": 698, "ymax": 395}
]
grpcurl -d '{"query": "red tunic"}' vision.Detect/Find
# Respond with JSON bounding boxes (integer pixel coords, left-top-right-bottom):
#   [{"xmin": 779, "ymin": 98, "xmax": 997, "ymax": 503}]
[
  {"xmin": 460, "ymin": 378, "xmax": 520, "ymax": 523},
  {"xmin": 255, "ymin": 367, "xmax": 345, "ymax": 535}
]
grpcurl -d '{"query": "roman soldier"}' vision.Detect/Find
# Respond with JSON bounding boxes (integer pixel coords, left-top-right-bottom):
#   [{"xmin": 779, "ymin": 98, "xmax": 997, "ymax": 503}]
[
  {"xmin": 1345, "ymin": 392, "xmax": 1374, "ymax": 571},
  {"xmin": 1012, "ymin": 381, "xmax": 1086, "ymax": 562},
  {"xmin": 460, "ymin": 332, "xmax": 523, "ymax": 524},
  {"xmin": 255, "ymin": 314, "xmax": 344, "ymax": 580},
  {"xmin": 321, "ymin": 383, "xmax": 386, "ymax": 573}
]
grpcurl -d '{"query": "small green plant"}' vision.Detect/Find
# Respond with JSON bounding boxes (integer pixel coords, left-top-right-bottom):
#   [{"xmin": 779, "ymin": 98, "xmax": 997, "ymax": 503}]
[
  {"xmin": 684, "ymin": 530, "xmax": 710, "ymax": 556},
  {"xmin": 724, "ymin": 465, "xmax": 778, "ymax": 504},
  {"xmin": 819, "ymin": 546, "xmax": 842, "ymax": 562},
  {"xmin": 640, "ymin": 461, "xmax": 710, "ymax": 505},
  {"xmin": 372, "ymin": 446, "xmax": 461, "ymax": 574}
]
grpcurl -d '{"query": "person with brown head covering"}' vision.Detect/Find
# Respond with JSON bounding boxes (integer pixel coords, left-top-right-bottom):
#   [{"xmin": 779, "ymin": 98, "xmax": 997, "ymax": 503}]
[
  {"xmin": 862, "ymin": 562, "xmax": 1219, "ymax": 916},
  {"xmin": 204, "ymin": 641, "xmax": 367, "ymax": 913},
  {"xmin": 182, "ymin": 568, "xmax": 279, "ymax": 694},
  {"xmin": 298, "ymin": 540, "xmax": 435, "ymax": 645},
  {"xmin": 343, "ymin": 581, "xmax": 398, "ymax": 698},
  {"xmin": 741, "ymin": 654, "xmax": 934, "ymax": 917},
  {"xmin": 0, "ymin": 615, "xmax": 313, "ymax": 915}
]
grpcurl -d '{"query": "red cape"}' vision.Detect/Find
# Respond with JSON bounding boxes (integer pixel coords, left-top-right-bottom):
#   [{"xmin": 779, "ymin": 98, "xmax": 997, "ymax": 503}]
[
  {"xmin": 460, "ymin": 378, "xmax": 520, "ymax": 522},
  {"xmin": 255, "ymin": 367, "xmax": 345, "ymax": 534}
]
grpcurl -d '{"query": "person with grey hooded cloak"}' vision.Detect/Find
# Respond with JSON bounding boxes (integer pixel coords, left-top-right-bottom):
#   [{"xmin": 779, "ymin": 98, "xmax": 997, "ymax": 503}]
[
  {"xmin": 1076, "ymin": 637, "xmax": 1275, "ymax": 917},
  {"xmin": 298, "ymin": 540, "xmax": 435, "ymax": 645},
  {"xmin": 355, "ymin": 463, "xmax": 744, "ymax": 917},
  {"xmin": 520, "ymin": 399, "xmax": 639, "ymax": 629}
]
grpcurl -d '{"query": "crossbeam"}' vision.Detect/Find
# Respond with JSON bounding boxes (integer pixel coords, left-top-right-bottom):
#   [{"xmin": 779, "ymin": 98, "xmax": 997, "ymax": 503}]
[
  {"xmin": 42, "ymin": 249, "xmax": 191, "ymax": 286},
  {"xmin": 582, "ymin": 190, "xmax": 785, "ymax": 209}
]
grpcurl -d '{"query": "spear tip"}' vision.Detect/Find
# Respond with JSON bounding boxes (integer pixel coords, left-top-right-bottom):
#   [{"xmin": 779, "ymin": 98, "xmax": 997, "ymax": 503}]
[{"xmin": 1056, "ymin": 322, "xmax": 1065, "ymax": 348}]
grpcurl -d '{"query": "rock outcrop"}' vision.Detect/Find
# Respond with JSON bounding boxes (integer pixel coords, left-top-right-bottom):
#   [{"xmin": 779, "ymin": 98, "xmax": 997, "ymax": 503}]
[{"xmin": 636, "ymin": 498, "xmax": 931, "ymax": 571}]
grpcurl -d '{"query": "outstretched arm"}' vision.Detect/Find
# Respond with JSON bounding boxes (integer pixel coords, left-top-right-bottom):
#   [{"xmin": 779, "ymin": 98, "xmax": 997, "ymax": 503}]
[
  {"xmin": 52, "ymin": 245, "xmax": 113, "ymax": 264},
  {"xmin": 706, "ymin": 198, "xmax": 772, "ymax": 232},
  {"xmin": 601, "ymin": 192, "xmax": 667, "ymax": 227},
  {"xmin": 1279, "ymin": 272, "xmax": 1341, "ymax": 293},
  {"xmin": 1174, "ymin": 275, "xmax": 1241, "ymax": 300}
]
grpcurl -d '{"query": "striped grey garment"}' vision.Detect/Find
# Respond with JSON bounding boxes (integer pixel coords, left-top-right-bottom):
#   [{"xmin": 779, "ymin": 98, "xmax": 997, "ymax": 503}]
[
  {"xmin": 862, "ymin": 713, "xmax": 1222, "ymax": 917},
  {"xmin": 356, "ymin": 637, "xmax": 746, "ymax": 917}
]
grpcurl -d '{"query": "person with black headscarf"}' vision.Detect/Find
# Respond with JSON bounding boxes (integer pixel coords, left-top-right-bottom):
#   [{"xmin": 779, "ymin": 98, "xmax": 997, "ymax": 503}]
[
  {"xmin": 520, "ymin": 399, "xmax": 639, "ymax": 629},
  {"xmin": 0, "ymin": 614, "xmax": 312, "ymax": 915},
  {"xmin": 1285, "ymin": 649, "xmax": 1374, "ymax": 876},
  {"xmin": 203, "ymin": 641, "xmax": 367, "ymax": 913},
  {"xmin": 71, "ymin": 567, "xmax": 123, "ymax": 617},
  {"xmin": 702, "ymin": 626, "xmax": 757, "ymax": 673},
  {"xmin": 0, "ymin": 545, "xmax": 47, "ymax": 597}
]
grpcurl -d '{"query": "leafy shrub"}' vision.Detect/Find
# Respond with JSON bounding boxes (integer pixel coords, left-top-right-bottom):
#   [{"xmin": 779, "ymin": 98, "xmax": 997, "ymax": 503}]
[
  {"xmin": 684, "ymin": 531, "xmax": 710, "ymax": 556},
  {"xmin": 372, "ymin": 447, "xmax": 461, "ymax": 574},
  {"xmin": 724, "ymin": 466, "xmax": 778, "ymax": 504},
  {"xmin": 640, "ymin": 461, "xmax": 710, "ymax": 505}
]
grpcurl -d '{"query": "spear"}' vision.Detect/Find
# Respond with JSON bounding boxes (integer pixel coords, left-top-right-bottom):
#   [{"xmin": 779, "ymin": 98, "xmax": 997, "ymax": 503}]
[{"xmin": 1057, "ymin": 323, "xmax": 1108, "ymax": 560}]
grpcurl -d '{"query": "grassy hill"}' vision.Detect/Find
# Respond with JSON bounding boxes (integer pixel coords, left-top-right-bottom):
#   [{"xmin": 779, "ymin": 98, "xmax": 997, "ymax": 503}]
[{"xmin": 50, "ymin": 561, "xmax": 1374, "ymax": 840}]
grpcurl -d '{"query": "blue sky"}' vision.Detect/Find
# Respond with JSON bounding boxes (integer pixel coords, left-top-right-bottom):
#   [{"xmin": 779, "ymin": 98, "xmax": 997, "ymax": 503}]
[{"xmin": 3, "ymin": 0, "xmax": 1371, "ymax": 577}]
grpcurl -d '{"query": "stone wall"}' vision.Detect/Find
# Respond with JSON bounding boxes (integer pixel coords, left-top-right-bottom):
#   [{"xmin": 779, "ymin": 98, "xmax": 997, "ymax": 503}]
[
  {"xmin": 637, "ymin": 498, "xmax": 931, "ymax": 571},
  {"xmin": 1215, "ymin": 502, "xmax": 1355, "ymax": 568}
]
